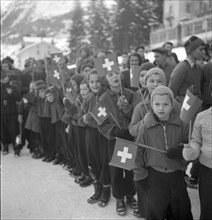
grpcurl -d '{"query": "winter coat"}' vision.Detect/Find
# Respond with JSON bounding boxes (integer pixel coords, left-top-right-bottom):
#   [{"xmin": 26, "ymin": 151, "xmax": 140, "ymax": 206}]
[
  {"xmin": 134, "ymin": 112, "xmax": 189, "ymax": 181},
  {"xmin": 183, "ymin": 107, "xmax": 212, "ymax": 169},
  {"xmin": 129, "ymin": 95, "xmax": 181, "ymax": 137},
  {"xmin": 98, "ymin": 87, "xmax": 134, "ymax": 140}
]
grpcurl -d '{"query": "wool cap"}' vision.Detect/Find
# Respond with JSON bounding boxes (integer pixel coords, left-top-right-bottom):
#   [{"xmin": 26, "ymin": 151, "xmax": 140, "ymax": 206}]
[
  {"xmin": 184, "ymin": 36, "xmax": 205, "ymax": 55},
  {"xmin": 44, "ymin": 85, "xmax": 56, "ymax": 95},
  {"xmin": 139, "ymin": 62, "xmax": 155, "ymax": 72},
  {"xmin": 151, "ymin": 85, "xmax": 174, "ymax": 105},
  {"xmin": 71, "ymin": 74, "xmax": 84, "ymax": 88},
  {"xmin": 145, "ymin": 67, "xmax": 166, "ymax": 85}
]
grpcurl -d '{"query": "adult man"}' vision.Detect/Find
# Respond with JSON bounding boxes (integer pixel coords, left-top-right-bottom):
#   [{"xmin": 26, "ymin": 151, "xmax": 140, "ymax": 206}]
[
  {"xmin": 168, "ymin": 36, "xmax": 205, "ymax": 104},
  {"xmin": 152, "ymin": 47, "xmax": 175, "ymax": 86},
  {"xmin": 162, "ymin": 41, "xmax": 179, "ymax": 66}
]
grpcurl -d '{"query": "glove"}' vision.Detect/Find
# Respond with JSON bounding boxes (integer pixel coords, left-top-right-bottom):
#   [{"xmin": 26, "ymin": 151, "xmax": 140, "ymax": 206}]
[
  {"xmin": 166, "ymin": 143, "xmax": 184, "ymax": 159},
  {"xmin": 111, "ymin": 127, "xmax": 133, "ymax": 140},
  {"xmin": 136, "ymin": 177, "xmax": 149, "ymax": 191},
  {"xmin": 117, "ymin": 95, "xmax": 129, "ymax": 110}
]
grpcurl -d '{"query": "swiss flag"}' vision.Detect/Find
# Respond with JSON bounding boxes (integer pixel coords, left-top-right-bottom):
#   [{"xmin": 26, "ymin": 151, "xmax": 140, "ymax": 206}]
[
  {"xmin": 180, "ymin": 89, "xmax": 203, "ymax": 123},
  {"xmin": 130, "ymin": 66, "xmax": 140, "ymax": 88},
  {"xmin": 50, "ymin": 53, "xmax": 66, "ymax": 65},
  {"xmin": 90, "ymin": 103, "xmax": 109, "ymax": 125},
  {"xmin": 94, "ymin": 53, "xmax": 120, "ymax": 77},
  {"xmin": 109, "ymin": 137, "xmax": 138, "ymax": 171}
]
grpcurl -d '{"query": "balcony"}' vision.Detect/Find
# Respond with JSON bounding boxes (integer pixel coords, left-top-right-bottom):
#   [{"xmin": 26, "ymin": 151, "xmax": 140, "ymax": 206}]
[{"xmin": 149, "ymin": 15, "xmax": 212, "ymax": 50}]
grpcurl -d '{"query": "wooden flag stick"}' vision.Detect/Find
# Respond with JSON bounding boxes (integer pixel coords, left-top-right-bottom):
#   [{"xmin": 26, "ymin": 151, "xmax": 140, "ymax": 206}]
[
  {"xmin": 109, "ymin": 112, "xmax": 121, "ymax": 129},
  {"xmin": 139, "ymin": 89, "xmax": 148, "ymax": 114},
  {"xmin": 188, "ymin": 120, "xmax": 192, "ymax": 142},
  {"xmin": 116, "ymin": 137, "xmax": 167, "ymax": 153}
]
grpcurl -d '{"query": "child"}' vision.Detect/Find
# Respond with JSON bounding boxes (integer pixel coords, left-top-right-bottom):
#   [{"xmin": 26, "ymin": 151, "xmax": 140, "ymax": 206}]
[
  {"xmin": 78, "ymin": 69, "xmax": 111, "ymax": 207},
  {"xmin": 132, "ymin": 62, "xmax": 155, "ymax": 108},
  {"xmin": 98, "ymin": 70, "xmax": 137, "ymax": 216},
  {"xmin": 44, "ymin": 85, "xmax": 64, "ymax": 165},
  {"xmin": 75, "ymin": 77, "xmax": 93, "ymax": 187},
  {"xmin": 183, "ymin": 81, "xmax": 212, "ymax": 220},
  {"xmin": 1, "ymin": 70, "xmax": 22, "ymax": 156},
  {"xmin": 129, "ymin": 67, "xmax": 181, "ymax": 138},
  {"xmin": 80, "ymin": 64, "xmax": 93, "ymax": 78},
  {"xmin": 134, "ymin": 85, "xmax": 193, "ymax": 220},
  {"xmin": 24, "ymin": 80, "xmax": 44, "ymax": 158}
]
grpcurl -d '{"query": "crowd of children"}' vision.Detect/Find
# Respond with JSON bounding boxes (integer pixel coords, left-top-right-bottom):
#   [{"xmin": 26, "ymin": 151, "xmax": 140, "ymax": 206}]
[{"xmin": 1, "ymin": 35, "xmax": 212, "ymax": 219}]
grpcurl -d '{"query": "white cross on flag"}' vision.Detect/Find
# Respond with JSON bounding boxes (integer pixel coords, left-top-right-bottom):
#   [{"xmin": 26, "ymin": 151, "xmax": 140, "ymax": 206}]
[
  {"xmin": 50, "ymin": 53, "xmax": 65, "ymax": 65},
  {"xmin": 94, "ymin": 53, "xmax": 120, "ymax": 77},
  {"xmin": 109, "ymin": 137, "xmax": 138, "ymax": 170},
  {"xmin": 90, "ymin": 103, "xmax": 109, "ymax": 125},
  {"xmin": 180, "ymin": 89, "xmax": 203, "ymax": 123}
]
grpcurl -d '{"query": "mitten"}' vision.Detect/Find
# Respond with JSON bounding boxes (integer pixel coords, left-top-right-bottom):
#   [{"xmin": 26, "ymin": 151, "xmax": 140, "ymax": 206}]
[
  {"xmin": 111, "ymin": 127, "xmax": 133, "ymax": 140},
  {"xmin": 166, "ymin": 143, "xmax": 184, "ymax": 159},
  {"xmin": 117, "ymin": 95, "xmax": 129, "ymax": 110}
]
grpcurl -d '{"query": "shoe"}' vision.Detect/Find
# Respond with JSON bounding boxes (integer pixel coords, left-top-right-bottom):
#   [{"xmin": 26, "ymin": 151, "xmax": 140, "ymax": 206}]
[
  {"xmin": 45, "ymin": 157, "xmax": 55, "ymax": 162},
  {"xmin": 79, "ymin": 176, "xmax": 92, "ymax": 187},
  {"xmin": 75, "ymin": 174, "xmax": 85, "ymax": 184},
  {"xmin": 116, "ymin": 199, "xmax": 126, "ymax": 216},
  {"xmin": 185, "ymin": 177, "xmax": 198, "ymax": 189},
  {"xmin": 42, "ymin": 156, "xmax": 49, "ymax": 162},
  {"xmin": 69, "ymin": 169, "xmax": 81, "ymax": 177},
  {"xmin": 126, "ymin": 195, "xmax": 137, "ymax": 209},
  {"xmin": 87, "ymin": 181, "xmax": 103, "ymax": 204},
  {"xmin": 53, "ymin": 158, "xmax": 62, "ymax": 165},
  {"xmin": 98, "ymin": 186, "xmax": 111, "ymax": 207},
  {"xmin": 14, "ymin": 151, "xmax": 20, "ymax": 157},
  {"xmin": 3, "ymin": 150, "xmax": 9, "ymax": 155},
  {"xmin": 133, "ymin": 209, "xmax": 142, "ymax": 218}
]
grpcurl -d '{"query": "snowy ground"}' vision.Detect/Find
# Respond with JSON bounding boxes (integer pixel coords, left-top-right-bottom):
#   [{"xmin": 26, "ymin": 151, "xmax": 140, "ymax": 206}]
[{"xmin": 1, "ymin": 145, "xmax": 200, "ymax": 220}]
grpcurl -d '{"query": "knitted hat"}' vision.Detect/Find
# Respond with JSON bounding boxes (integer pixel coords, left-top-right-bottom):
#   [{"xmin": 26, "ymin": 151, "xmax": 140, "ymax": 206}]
[
  {"xmin": 80, "ymin": 78, "xmax": 89, "ymax": 86},
  {"xmin": 184, "ymin": 36, "xmax": 205, "ymax": 55},
  {"xmin": 139, "ymin": 62, "xmax": 155, "ymax": 72},
  {"xmin": 34, "ymin": 80, "xmax": 45, "ymax": 88},
  {"xmin": 145, "ymin": 67, "xmax": 166, "ymax": 85},
  {"xmin": 44, "ymin": 85, "xmax": 55, "ymax": 95},
  {"xmin": 151, "ymin": 85, "xmax": 174, "ymax": 105},
  {"xmin": 71, "ymin": 74, "xmax": 84, "ymax": 88},
  {"xmin": 36, "ymin": 83, "xmax": 47, "ymax": 91}
]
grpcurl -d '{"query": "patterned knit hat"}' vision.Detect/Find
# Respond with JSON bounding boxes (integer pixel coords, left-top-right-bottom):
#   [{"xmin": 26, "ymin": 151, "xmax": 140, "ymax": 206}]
[
  {"xmin": 184, "ymin": 36, "xmax": 205, "ymax": 55},
  {"xmin": 139, "ymin": 62, "xmax": 155, "ymax": 72},
  {"xmin": 145, "ymin": 67, "xmax": 166, "ymax": 85},
  {"xmin": 151, "ymin": 85, "xmax": 174, "ymax": 105}
]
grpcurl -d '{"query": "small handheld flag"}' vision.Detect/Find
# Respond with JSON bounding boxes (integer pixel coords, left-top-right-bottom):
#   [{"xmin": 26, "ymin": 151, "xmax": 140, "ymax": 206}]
[
  {"xmin": 90, "ymin": 103, "xmax": 109, "ymax": 125},
  {"xmin": 66, "ymin": 80, "xmax": 77, "ymax": 103},
  {"xmin": 130, "ymin": 66, "xmax": 140, "ymax": 88},
  {"xmin": 180, "ymin": 89, "xmax": 203, "ymax": 123},
  {"xmin": 94, "ymin": 53, "xmax": 120, "ymax": 77},
  {"xmin": 109, "ymin": 137, "xmax": 138, "ymax": 170}
]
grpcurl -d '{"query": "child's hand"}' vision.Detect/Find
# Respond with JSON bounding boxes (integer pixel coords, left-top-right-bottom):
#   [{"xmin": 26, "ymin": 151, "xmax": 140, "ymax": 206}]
[
  {"xmin": 83, "ymin": 113, "xmax": 92, "ymax": 124},
  {"xmin": 6, "ymin": 88, "xmax": 12, "ymax": 94},
  {"xmin": 117, "ymin": 95, "xmax": 129, "ymax": 110},
  {"xmin": 29, "ymin": 82, "xmax": 35, "ymax": 92},
  {"xmin": 65, "ymin": 125, "xmax": 70, "ymax": 133}
]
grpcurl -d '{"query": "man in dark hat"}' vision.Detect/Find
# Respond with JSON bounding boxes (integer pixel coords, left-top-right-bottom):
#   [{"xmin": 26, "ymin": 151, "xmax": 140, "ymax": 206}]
[{"xmin": 152, "ymin": 47, "xmax": 175, "ymax": 85}]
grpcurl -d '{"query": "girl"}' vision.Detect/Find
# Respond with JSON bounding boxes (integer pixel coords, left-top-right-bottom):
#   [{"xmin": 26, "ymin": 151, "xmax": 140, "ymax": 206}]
[
  {"xmin": 129, "ymin": 67, "xmax": 181, "ymax": 138},
  {"xmin": 121, "ymin": 52, "xmax": 142, "ymax": 91},
  {"xmin": 132, "ymin": 62, "xmax": 155, "ymax": 108},
  {"xmin": 78, "ymin": 69, "xmax": 111, "ymax": 207},
  {"xmin": 98, "ymin": 70, "xmax": 137, "ymax": 216}
]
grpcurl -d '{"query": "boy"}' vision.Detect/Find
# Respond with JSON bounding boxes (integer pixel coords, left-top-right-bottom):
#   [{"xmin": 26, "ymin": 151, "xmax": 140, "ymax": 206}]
[{"xmin": 134, "ymin": 85, "xmax": 193, "ymax": 220}]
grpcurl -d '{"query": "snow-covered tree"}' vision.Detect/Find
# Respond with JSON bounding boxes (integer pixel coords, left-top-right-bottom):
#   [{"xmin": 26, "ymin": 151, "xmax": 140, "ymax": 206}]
[{"xmin": 68, "ymin": 1, "xmax": 86, "ymax": 62}]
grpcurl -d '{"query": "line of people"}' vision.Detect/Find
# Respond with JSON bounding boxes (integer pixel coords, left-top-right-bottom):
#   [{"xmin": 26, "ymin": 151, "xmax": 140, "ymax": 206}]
[{"xmin": 1, "ymin": 35, "xmax": 212, "ymax": 219}]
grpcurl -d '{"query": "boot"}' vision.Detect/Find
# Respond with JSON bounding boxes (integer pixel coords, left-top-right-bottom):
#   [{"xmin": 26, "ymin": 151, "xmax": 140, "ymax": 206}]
[
  {"xmin": 98, "ymin": 185, "xmax": 111, "ymax": 207},
  {"xmin": 13, "ymin": 143, "xmax": 21, "ymax": 157},
  {"xmin": 3, "ymin": 144, "xmax": 9, "ymax": 155},
  {"xmin": 87, "ymin": 181, "xmax": 103, "ymax": 204}
]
